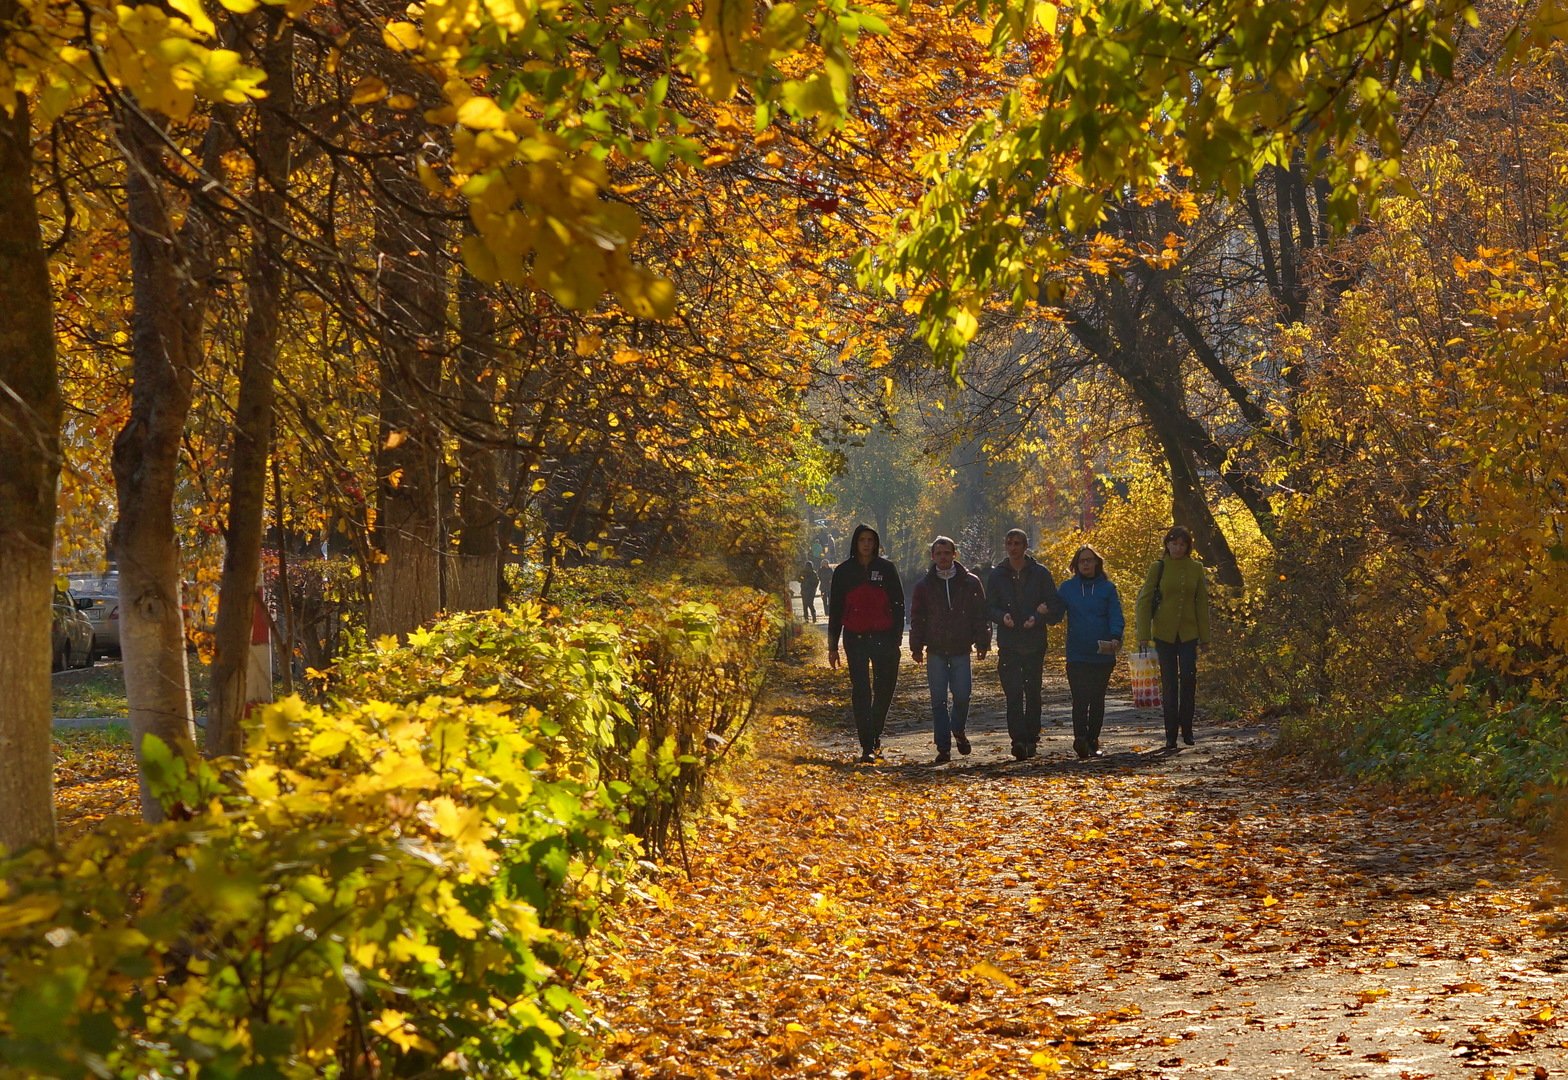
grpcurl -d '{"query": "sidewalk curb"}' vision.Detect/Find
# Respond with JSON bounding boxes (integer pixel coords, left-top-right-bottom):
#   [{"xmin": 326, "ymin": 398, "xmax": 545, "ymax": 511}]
[{"xmin": 52, "ymin": 716, "xmax": 129, "ymax": 731}]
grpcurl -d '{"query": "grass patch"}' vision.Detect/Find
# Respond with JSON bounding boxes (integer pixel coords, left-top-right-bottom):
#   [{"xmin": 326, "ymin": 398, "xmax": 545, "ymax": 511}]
[
  {"xmin": 53, "ymin": 723, "xmax": 133, "ymax": 761},
  {"xmin": 52, "ymin": 662, "xmax": 214, "ymax": 719},
  {"xmin": 52, "ymin": 667, "xmax": 130, "ymax": 719}
]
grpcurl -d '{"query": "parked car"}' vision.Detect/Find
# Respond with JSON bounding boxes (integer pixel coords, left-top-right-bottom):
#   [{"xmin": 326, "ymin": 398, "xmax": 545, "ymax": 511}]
[
  {"xmin": 67, "ymin": 571, "xmax": 120, "ymax": 658},
  {"xmin": 52, "ymin": 587, "xmax": 94, "ymax": 671}
]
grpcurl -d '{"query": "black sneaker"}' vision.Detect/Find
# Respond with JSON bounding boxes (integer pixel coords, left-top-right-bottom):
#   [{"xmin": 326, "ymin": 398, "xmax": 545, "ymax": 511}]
[
  {"xmin": 1164, "ymin": 741, "xmax": 1178, "ymax": 751},
  {"xmin": 857, "ymin": 752, "xmax": 876, "ymax": 764},
  {"xmin": 933, "ymin": 750, "xmax": 952, "ymax": 764},
  {"xmin": 1182, "ymin": 733, "xmax": 1195, "ymax": 746},
  {"xmin": 954, "ymin": 732, "xmax": 971, "ymax": 756},
  {"xmin": 1011, "ymin": 742, "xmax": 1026, "ymax": 760}
]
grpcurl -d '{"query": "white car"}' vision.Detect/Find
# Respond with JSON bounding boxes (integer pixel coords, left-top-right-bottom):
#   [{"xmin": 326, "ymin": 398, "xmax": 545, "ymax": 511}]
[{"xmin": 67, "ymin": 571, "xmax": 119, "ymax": 658}]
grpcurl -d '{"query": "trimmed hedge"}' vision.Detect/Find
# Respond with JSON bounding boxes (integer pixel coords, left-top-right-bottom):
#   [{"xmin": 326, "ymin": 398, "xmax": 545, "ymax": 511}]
[{"xmin": 0, "ymin": 584, "xmax": 781, "ymax": 1078}]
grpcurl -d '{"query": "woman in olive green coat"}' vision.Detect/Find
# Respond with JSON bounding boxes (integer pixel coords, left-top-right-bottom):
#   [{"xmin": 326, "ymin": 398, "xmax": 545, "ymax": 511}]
[{"xmin": 1134, "ymin": 526, "xmax": 1210, "ymax": 749}]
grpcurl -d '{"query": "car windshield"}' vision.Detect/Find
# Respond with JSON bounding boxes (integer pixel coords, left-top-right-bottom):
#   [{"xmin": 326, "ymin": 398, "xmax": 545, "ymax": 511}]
[{"xmin": 67, "ymin": 573, "xmax": 117, "ymax": 595}]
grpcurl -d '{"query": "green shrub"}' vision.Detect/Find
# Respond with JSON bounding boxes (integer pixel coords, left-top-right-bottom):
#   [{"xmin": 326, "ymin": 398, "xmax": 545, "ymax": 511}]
[
  {"xmin": 1280, "ymin": 686, "xmax": 1568, "ymax": 830},
  {"xmin": 325, "ymin": 590, "xmax": 782, "ymax": 857},
  {"xmin": 0, "ymin": 695, "xmax": 616, "ymax": 1078},
  {"xmin": 1, "ymin": 579, "xmax": 782, "ymax": 1077}
]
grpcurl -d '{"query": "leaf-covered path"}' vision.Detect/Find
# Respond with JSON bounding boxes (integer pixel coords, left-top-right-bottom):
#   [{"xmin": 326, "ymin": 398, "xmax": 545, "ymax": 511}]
[{"xmin": 587, "ymin": 639, "xmax": 1568, "ymax": 1078}]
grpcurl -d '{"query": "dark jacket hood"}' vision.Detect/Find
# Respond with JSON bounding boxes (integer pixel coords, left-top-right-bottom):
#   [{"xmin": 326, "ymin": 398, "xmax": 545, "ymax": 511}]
[{"xmin": 847, "ymin": 523, "xmax": 882, "ymax": 561}]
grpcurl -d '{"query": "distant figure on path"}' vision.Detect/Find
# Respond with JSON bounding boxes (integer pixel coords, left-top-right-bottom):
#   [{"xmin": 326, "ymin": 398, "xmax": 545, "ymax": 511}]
[
  {"xmin": 817, "ymin": 558, "xmax": 834, "ymax": 607},
  {"xmin": 986, "ymin": 528, "xmax": 1065, "ymax": 761},
  {"xmin": 798, "ymin": 560, "xmax": 820, "ymax": 622},
  {"xmin": 828, "ymin": 524, "xmax": 904, "ymax": 764},
  {"xmin": 1135, "ymin": 525, "xmax": 1211, "ymax": 750},
  {"xmin": 909, "ymin": 536, "xmax": 991, "ymax": 763},
  {"xmin": 1057, "ymin": 545, "xmax": 1124, "ymax": 760}
]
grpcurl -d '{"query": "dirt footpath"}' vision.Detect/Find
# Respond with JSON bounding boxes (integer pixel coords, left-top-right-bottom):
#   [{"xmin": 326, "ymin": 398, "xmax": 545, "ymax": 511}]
[{"xmin": 589, "ymin": 641, "xmax": 1568, "ymax": 1079}]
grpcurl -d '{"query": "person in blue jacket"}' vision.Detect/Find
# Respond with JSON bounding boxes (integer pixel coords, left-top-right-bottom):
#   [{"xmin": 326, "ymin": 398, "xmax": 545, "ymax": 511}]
[{"xmin": 1057, "ymin": 545, "xmax": 1124, "ymax": 760}]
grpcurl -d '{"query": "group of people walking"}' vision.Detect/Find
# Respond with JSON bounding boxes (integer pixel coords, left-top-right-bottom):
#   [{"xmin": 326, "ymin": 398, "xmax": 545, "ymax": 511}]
[
  {"xmin": 796, "ymin": 558, "xmax": 834, "ymax": 622},
  {"xmin": 821, "ymin": 524, "xmax": 1210, "ymax": 764}
]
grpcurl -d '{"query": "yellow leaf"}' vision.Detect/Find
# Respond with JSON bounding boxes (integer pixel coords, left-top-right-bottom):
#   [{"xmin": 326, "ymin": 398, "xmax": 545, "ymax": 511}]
[
  {"xmin": 370, "ymin": 1008, "xmax": 437, "ymax": 1052},
  {"xmin": 1035, "ymin": 1, "xmax": 1058, "ymax": 35},
  {"xmin": 0, "ymin": 896, "xmax": 63, "ymax": 934},
  {"xmin": 382, "ymin": 22, "xmax": 421, "ymax": 51},
  {"xmin": 457, "ymin": 96, "xmax": 508, "ymax": 131},
  {"xmin": 966, "ymin": 960, "xmax": 1019, "ymax": 990},
  {"xmin": 430, "ymin": 796, "xmax": 486, "ymax": 845},
  {"xmin": 350, "ymin": 76, "xmax": 388, "ymax": 105},
  {"xmin": 243, "ymin": 762, "xmax": 281, "ymax": 801},
  {"xmin": 168, "ymin": 0, "xmax": 216, "ymax": 37},
  {"xmin": 306, "ymin": 728, "xmax": 349, "ymax": 758}
]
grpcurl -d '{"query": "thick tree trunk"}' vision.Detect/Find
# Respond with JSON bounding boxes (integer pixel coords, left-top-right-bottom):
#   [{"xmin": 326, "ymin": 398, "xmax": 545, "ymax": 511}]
[
  {"xmin": 207, "ymin": 18, "xmax": 294, "ymax": 758},
  {"xmin": 0, "ymin": 83, "xmax": 61, "ymax": 851},
  {"xmin": 367, "ymin": 170, "xmax": 445, "ymax": 637},
  {"xmin": 114, "ymin": 113, "xmax": 213, "ymax": 817},
  {"xmin": 1063, "ymin": 307, "xmax": 1246, "ymax": 586},
  {"xmin": 447, "ymin": 269, "xmax": 500, "ymax": 612},
  {"xmin": 1146, "ymin": 412, "xmax": 1243, "ymax": 587}
]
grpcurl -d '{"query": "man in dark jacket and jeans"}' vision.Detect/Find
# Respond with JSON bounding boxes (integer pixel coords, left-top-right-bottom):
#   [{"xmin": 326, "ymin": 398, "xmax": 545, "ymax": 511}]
[
  {"xmin": 986, "ymin": 528, "xmax": 1065, "ymax": 760},
  {"xmin": 909, "ymin": 536, "xmax": 990, "ymax": 763},
  {"xmin": 828, "ymin": 524, "xmax": 905, "ymax": 763}
]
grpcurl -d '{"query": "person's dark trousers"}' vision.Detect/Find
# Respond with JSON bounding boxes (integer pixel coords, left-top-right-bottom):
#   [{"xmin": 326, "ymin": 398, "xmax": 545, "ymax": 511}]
[
  {"xmin": 843, "ymin": 630, "xmax": 900, "ymax": 753},
  {"xmin": 1155, "ymin": 638, "xmax": 1199, "ymax": 744},
  {"xmin": 1065, "ymin": 661, "xmax": 1114, "ymax": 757},
  {"xmin": 997, "ymin": 648, "xmax": 1045, "ymax": 751},
  {"xmin": 802, "ymin": 592, "xmax": 817, "ymax": 620}
]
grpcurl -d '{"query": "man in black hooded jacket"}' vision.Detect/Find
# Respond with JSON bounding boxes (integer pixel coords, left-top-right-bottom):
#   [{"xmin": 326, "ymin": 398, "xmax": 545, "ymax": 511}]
[
  {"xmin": 986, "ymin": 528, "xmax": 1065, "ymax": 760},
  {"xmin": 828, "ymin": 524, "xmax": 904, "ymax": 763}
]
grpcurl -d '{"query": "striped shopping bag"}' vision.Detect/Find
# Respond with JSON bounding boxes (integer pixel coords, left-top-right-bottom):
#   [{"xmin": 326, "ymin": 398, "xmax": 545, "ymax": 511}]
[{"xmin": 1129, "ymin": 648, "xmax": 1162, "ymax": 709}]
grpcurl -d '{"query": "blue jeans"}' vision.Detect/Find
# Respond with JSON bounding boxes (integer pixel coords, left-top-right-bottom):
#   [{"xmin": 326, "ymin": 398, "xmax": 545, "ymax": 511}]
[{"xmin": 926, "ymin": 653, "xmax": 973, "ymax": 752}]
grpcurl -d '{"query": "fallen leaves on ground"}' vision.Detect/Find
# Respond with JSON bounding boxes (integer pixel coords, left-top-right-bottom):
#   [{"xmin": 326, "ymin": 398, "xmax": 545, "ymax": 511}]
[
  {"xmin": 53, "ymin": 729, "xmax": 140, "ymax": 841},
  {"xmin": 584, "ymin": 659, "xmax": 1568, "ymax": 1077}
]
